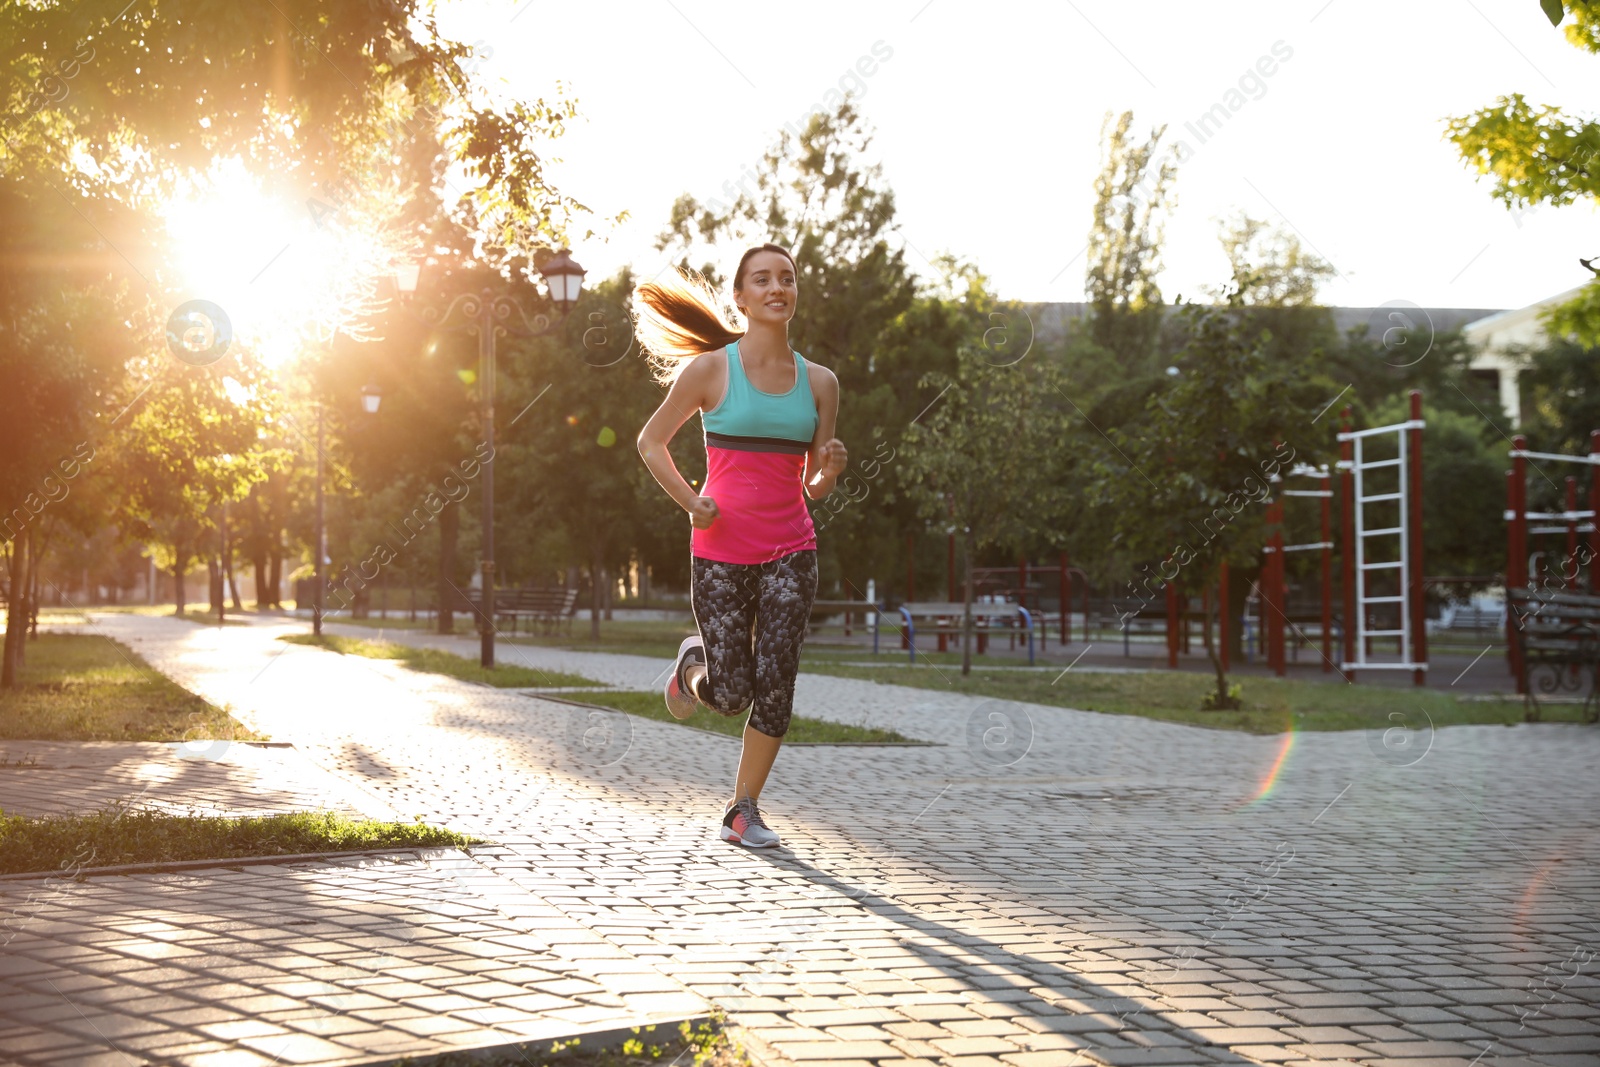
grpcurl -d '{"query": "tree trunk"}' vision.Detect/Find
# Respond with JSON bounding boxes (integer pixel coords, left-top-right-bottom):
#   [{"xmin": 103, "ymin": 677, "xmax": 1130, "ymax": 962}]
[
  {"xmin": 267, "ymin": 545, "xmax": 282, "ymax": 609},
  {"xmin": 173, "ymin": 550, "xmax": 187, "ymax": 616},
  {"xmin": 251, "ymin": 549, "xmax": 269, "ymax": 608},
  {"xmin": 25, "ymin": 527, "xmax": 40, "ymax": 644},
  {"xmin": 1202, "ymin": 579, "xmax": 1233, "ymax": 709},
  {"xmin": 961, "ymin": 531, "xmax": 974, "ymax": 677},
  {"xmin": 208, "ymin": 556, "xmax": 223, "ymax": 617},
  {"xmin": 224, "ymin": 514, "xmax": 243, "ymax": 611},
  {"xmin": 2, "ymin": 530, "xmax": 29, "ymax": 687},
  {"xmin": 437, "ymin": 501, "xmax": 459, "ymax": 634}
]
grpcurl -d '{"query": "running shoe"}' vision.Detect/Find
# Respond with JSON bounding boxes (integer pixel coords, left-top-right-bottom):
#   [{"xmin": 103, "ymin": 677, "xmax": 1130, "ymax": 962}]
[
  {"xmin": 720, "ymin": 796, "xmax": 780, "ymax": 848},
  {"xmin": 664, "ymin": 636, "xmax": 705, "ymax": 720}
]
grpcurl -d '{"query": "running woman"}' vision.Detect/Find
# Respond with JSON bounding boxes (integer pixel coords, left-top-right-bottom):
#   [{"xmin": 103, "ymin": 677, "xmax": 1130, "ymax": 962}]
[{"xmin": 635, "ymin": 244, "xmax": 847, "ymax": 848}]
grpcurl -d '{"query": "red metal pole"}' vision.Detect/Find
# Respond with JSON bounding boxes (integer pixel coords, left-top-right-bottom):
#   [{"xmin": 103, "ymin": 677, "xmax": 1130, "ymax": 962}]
[
  {"xmin": 1059, "ymin": 550, "xmax": 1070, "ymax": 645},
  {"xmin": 1220, "ymin": 562, "xmax": 1230, "ymax": 674},
  {"xmin": 1408, "ymin": 391, "xmax": 1426, "ymax": 686},
  {"xmin": 1320, "ymin": 473, "xmax": 1333, "ymax": 672},
  {"xmin": 1340, "ymin": 408, "xmax": 1357, "ymax": 683},
  {"xmin": 1567, "ymin": 474, "xmax": 1579, "ymax": 590},
  {"xmin": 1271, "ymin": 496, "xmax": 1287, "ymax": 677},
  {"xmin": 1166, "ymin": 577, "xmax": 1179, "ymax": 668},
  {"xmin": 1592, "ymin": 431, "xmax": 1600, "ymax": 594}
]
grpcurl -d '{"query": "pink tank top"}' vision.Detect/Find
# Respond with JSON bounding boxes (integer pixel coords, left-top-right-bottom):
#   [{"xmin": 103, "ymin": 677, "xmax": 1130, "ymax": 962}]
[{"xmin": 691, "ymin": 343, "xmax": 820, "ymax": 564}]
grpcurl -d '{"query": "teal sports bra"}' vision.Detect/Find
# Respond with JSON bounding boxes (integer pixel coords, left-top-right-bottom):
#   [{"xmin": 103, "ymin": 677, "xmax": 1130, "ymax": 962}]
[{"xmin": 702, "ymin": 342, "xmax": 818, "ymax": 447}]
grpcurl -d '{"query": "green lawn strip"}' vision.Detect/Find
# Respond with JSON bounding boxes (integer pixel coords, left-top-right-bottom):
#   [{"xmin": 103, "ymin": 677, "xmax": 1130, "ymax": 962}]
[
  {"xmin": 398, "ymin": 1014, "xmax": 744, "ymax": 1066},
  {"xmin": 563, "ymin": 689, "xmax": 918, "ymax": 744},
  {"xmin": 279, "ymin": 633, "xmax": 602, "ymax": 689},
  {"xmin": 0, "ymin": 808, "xmax": 480, "ymax": 876},
  {"xmin": 178, "ymin": 611, "xmax": 250, "ymax": 626},
  {"xmin": 799, "ymin": 662, "xmax": 1560, "ymax": 734},
  {"xmin": 0, "ymin": 633, "xmax": 265, "ymax": 743}
]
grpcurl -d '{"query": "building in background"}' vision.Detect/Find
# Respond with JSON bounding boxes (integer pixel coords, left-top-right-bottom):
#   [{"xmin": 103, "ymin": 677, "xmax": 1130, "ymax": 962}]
[{"xmin": 1462, "ymin": 286, "xmax": 1589, "ymax": 427}]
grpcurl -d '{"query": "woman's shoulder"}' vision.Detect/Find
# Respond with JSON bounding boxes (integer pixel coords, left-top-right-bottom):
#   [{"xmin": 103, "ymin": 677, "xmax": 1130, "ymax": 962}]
[{"xmin": 803, "ymin": 357, "xmax": 838, "ymax": 392}]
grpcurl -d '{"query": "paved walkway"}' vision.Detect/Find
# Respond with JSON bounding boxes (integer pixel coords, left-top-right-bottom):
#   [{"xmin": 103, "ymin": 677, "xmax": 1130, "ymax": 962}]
[{"xmin": 1, "ymin": 613, "xmax": 1596, "ymax": 1067}]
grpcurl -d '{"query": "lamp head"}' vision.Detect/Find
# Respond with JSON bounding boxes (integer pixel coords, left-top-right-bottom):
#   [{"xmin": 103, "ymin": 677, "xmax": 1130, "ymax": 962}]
[{"xmin": 539, "ymin": 248, "xmax": 586, "ymax": 314}]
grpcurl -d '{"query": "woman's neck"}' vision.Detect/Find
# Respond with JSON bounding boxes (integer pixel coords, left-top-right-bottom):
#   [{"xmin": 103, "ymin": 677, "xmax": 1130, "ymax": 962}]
[{"xmin": 739, "ymin": 319, "xmax": 791, "ymax": 363}]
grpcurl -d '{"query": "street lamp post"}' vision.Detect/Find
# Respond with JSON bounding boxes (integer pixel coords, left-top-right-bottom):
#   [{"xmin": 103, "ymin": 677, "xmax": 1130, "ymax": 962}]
[
  {"xmin": 394, "ymin": 251, "xmax": 586, "ymax": 668},
  {"xmin": 314, "ymin": 401, "xmax": 325, "ymax": 637}
]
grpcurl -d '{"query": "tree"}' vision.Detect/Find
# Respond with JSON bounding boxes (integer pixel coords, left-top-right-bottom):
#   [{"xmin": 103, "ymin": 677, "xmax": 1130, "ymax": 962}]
[
  {"xmin": 1447, "ymin": 1, "xmax": 1600, "ymax": 338},
  {"xmin": 901, "ymin": 349, "xmax": 1071, "ymax": 676},
  {"xmin": 1206, "ymin": 213, "xmax": 1336, "ymax": 308},
  {"xmin": 1084, "ymin": 294, "xmax": 1335, "ymax": 709},
  {"xmin": 1085, "ymin": 110, "xmax": 1177, "ymax": 374},
  {"xmin": 104, "ymin": 355, "xmax": 277, "ymax": 615},
  {"xmin": 496, "ymin": 270, "xmax": 664, "ymax": 638}
]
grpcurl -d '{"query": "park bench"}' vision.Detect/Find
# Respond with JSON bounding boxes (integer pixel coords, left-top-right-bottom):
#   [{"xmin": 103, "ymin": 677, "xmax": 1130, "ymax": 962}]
[
  {"xmin": 439, "ymin": 585, "xmax": 579, "ymax": 636},
  {"xmin": 807, "ymin": 599, "xmax": 883, "ymax": 653},
  {"xmin": 897, "ymin": 601, "xmax": 1035, "ymax": 665},
  {"xmin": 1508, "ymin": 587, "xmax": 1600, "ymax": 723},
  {"xmin": 495, "ymin": 587, "xmax": 581, "ymax": 636}
]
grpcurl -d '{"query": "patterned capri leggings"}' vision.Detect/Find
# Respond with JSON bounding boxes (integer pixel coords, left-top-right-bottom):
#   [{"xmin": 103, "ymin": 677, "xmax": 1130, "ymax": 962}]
[{"xmin": 690, "ymin": 550, "xmax": 818, "ymax": 738}]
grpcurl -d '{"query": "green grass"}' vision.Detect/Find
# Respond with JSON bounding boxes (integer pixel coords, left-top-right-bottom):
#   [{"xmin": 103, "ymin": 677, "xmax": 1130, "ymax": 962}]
[
  {"xmin": 564, "ymin": 689, "xmax": 918, "ymax": 744},
  {"xmin": 0, "ymin": 807, "xmax": 480, "ymax": 876},
  {"xmin": 178, "ymin": 610, "xmax": 249, "ymax": 626},
  {"xmin": 399, "ymin": 1014, "xmax": 744, "ymax": 1066},
  {"xmin": 278, "ymin": 633, "xmax": 603, "ymax": 689},
  {"xmin": 799, "ymin": 661, "xmax": 1566, "ymax": 734},
  {"xmin": 0, "ymin": 633, "xmax": 265, "ymax": 743}
]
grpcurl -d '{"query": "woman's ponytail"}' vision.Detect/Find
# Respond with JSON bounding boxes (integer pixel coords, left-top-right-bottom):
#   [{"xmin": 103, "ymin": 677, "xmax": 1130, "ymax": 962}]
[
  {"xmin": 633, "ymin": 268, "xmax": 744, "ymax": 384},
  {"xmin": 632, "ymin": 243, "xmax": 797, "ymax": 385}
]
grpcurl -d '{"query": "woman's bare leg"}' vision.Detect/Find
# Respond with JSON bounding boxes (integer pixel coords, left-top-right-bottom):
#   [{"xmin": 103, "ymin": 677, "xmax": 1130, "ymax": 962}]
[{"xmin": 731, "ymin": 724, "xmax": 782, "ymax": 807}]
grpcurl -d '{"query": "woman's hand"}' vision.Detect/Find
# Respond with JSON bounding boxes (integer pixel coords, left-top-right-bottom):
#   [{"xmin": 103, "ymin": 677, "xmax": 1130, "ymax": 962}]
[
  {"xmin": 687, "ymin": 495, "xmax": 720, "ymax": 529},
  {"xmin": 820, "ymin": 438, "xmax": 848, "ymax": 476}
]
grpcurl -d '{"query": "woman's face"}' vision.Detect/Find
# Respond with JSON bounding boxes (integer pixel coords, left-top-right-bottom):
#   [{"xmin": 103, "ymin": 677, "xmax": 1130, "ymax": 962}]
[{"xmin": 734, "ymin": 251, "xmax": 798, "ymax": 326}]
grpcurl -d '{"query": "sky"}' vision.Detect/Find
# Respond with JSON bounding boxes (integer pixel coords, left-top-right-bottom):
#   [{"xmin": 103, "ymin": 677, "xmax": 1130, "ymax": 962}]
[{"xmin": 435, "ymin": 0, "xmax": 1597, "ymax": 313}]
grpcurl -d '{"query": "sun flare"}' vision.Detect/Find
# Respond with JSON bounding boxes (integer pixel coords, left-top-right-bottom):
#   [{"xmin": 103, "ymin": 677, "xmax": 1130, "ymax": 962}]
[{"xmin": 159, "ymin": 157, "xmax": 408, "ymax": 368}]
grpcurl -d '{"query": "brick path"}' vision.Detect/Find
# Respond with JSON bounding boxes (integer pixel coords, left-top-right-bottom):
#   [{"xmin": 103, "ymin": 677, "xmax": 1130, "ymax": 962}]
[{"xmin": 1, "ymin": 612, "xmax": 1596, "ymax": 1066}]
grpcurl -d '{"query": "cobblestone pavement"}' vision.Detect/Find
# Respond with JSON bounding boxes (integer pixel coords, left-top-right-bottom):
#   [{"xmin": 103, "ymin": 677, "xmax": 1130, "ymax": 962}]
[
  {"xmin": 2, "ymin": 612, "xmax": 1597, "ymax": 1067},
  {"xmin": 0, "ymin": 740, "xmax": 372, "ymax": 820}
]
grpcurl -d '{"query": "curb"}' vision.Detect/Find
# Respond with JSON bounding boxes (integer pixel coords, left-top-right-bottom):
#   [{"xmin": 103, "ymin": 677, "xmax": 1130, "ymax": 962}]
[
  {"xmin": 0, "ymin": 845, "xmax": 466, "ymax": 883},
  {"xmin": 350, "ymin": 1014, "xmax": 712, "ymax": 1065}
]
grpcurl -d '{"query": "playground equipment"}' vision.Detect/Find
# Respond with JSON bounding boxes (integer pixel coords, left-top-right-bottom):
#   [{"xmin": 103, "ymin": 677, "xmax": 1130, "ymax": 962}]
[
  {"xmin": 1503, "ymin": 429, "xmax": 1600, "ymax": 693},
  {"xmin": 1337, "ymin": 392, "xmax": 1427, "ymax": 684},
  {"xmin": 1259, "ymin": 461, "xmax": 1335, "ymax": 676}
]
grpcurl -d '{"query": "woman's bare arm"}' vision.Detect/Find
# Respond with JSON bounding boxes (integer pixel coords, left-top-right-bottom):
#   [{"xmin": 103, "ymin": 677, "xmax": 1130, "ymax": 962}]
[
  {"xmin": 804, "ymin": 363, "xmax": 847, "ymax": 500},
  {"xmin": 638, "ymin": 353, "xmax": 722, "ymax": 527}
]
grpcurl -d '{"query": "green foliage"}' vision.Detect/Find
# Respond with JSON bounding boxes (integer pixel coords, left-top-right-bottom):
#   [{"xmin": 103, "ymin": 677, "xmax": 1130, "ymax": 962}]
[
  {"xmin": 1082, "ymin": 294, "xmax": 1335, "ymax": 705},
  {"xmin": 901, "ymin": 347, "xmax": 1072, "ymax": 673},
  {"xmin": 1518, "ymin": 335, "xmax": 1600, "ymax": 457},
  {"xmin": 1207, "ymin": 213, "xmax": 1336, "ymax": 308},
  {"xmin": 1449, "ymin": 1, "xmax": 1600, "ymax": 329},
  {"xmin": 1544, "ymin": 280, "xmax": 1600, "ymax": 348},
  {"xmin": 1086, "ymin": 110, "xmax": 1177, "ymax": 372},
  {"xmin": 1200, "ymin": 681, "xmax": 1244, "ymax": 711}
]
